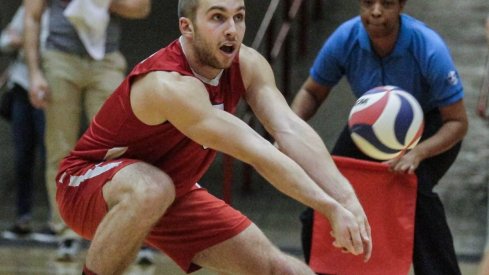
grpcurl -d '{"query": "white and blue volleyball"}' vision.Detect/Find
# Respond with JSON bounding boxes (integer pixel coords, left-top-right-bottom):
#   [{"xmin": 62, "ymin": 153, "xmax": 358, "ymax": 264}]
[{"xmin": 348, "ymin": 86, "xmax": 424, "ymax": 160}]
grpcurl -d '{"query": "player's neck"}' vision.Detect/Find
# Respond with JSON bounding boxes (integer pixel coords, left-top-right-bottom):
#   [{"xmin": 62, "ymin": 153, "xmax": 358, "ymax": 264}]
[{"xmin": 179, "ymin": 36, "xmax": 223, "ymax": 81}]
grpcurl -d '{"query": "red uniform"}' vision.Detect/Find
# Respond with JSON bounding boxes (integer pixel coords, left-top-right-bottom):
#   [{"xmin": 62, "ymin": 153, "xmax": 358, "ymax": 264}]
[{"xmin": 56, "ymin": 39, "xmax": 251, "ymax": 273}]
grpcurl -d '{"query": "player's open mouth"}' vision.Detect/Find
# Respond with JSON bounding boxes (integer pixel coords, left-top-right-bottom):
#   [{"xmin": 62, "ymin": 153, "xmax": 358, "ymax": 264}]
[{"xmin": 220, "ymin": 45, "xmax": 235, "ymax": 54}]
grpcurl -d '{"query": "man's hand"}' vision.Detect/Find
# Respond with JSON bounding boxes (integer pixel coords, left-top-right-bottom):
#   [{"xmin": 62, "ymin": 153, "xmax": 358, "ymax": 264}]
[
  {"xmin": 327, "ymin": 203, "xmax": 372, "ymax": 262},
  {"xmin": 28, "ymin": 71, "xmax": 49, "ymax": 109},
  {"xmin": 2, "ymin": 29, "xmax": 23, "ymax": 51},
  {"xmin": 384, "ymin": 149, "xmax": 423, "ymax": 174}
]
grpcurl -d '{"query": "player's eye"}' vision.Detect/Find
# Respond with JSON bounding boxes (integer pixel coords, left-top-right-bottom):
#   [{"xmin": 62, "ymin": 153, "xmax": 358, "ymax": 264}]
[
  {"xmin": 212, "ymin": 14, "xmax": 224, "ymax": 21},
  {"xmin": 234, "ymin": 13, "xmax": 244, "ymax": 22}
]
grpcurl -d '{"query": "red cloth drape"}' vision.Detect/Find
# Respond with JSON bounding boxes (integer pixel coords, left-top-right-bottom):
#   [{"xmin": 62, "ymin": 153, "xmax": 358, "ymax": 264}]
[{"xmin": 310, "ymin": 156, "xmax": 417, "ymax": 275}]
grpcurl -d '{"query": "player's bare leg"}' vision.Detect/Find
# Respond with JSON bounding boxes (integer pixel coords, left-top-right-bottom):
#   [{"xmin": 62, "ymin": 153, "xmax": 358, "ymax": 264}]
[
  {"xmin": 193, "ymin": 223, "xmax": 315, "ymax": 275},
  {"xmin": 85, "ymin": 163, "xmax": 175, "ymax": 274}
]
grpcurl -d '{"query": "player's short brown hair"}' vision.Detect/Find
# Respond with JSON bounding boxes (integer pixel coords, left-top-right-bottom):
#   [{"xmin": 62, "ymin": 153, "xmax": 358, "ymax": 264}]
[{"xmin": 178, "ymin": 0, "xmax": 200, "ymax": 21}]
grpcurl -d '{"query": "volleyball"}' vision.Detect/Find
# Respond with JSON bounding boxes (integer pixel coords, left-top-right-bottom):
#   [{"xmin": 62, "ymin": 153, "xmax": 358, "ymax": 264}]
[{"xmin": 348, "ymin": 86, "xmax": 424, "ymax": 160}]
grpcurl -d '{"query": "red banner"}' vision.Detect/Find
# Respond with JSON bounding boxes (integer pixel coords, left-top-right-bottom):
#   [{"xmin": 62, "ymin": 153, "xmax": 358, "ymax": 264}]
[{"xmin": 310, "ymin": 156, "xmax": 417, "ymax": 275}]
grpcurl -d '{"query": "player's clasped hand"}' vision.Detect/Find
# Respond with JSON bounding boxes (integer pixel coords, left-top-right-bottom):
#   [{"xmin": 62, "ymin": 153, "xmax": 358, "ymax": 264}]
[{"xmin": 329, "ymin": 204, "xmax": 372, "ymax": 262}]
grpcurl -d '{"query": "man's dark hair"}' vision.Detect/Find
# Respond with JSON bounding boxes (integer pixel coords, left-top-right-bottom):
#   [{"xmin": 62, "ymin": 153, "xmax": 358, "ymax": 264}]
[{"xmin": 178, "ymin": 0, "xmax": 200, "ymax": 21}]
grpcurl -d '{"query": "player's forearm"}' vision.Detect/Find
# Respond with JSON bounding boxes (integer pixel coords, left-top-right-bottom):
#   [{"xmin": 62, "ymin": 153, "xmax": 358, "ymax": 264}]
[
  {"xmin": 251, "ymin": 146, "xmax": 343, "ymax": 218},
  {"xmin": 275, "ymin": 119, "xmax": 356, "ymax": 204}
]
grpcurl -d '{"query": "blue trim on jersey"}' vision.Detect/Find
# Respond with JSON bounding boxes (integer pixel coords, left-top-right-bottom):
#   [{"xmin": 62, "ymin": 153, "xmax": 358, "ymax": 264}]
[{"xmin": 310, "ymin": 14, "xmax": 464, "ymax": 112}]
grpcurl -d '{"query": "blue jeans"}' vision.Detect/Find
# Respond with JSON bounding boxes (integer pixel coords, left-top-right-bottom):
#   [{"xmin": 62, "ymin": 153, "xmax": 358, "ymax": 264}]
[{"xmin": 10, "ymin": 84, "xmax": 45, "ymax": 221}]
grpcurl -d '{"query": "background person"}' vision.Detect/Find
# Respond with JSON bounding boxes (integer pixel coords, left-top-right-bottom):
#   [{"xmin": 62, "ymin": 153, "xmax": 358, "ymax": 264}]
[
  {"xmin": 291, "ymin": 0, "xmax": 468, "ymax": 274},
  {"xmin": 0, "ymin": 5, "xmax": 48, "ymax": 241},
  {"xmin": 23, "ymin": 0, "xmax": 152, "ymax": 262}
]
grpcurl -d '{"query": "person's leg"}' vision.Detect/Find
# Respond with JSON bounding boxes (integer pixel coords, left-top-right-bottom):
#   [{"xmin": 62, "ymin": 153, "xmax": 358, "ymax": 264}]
[
  {"xmin": 193, "ymin": 223, "xmax": 314, "ymax": 275},
  {"xmin": 41, "ymin": 50, "xmax": 84, "ymax": 236},
  {"xmin": 412, "ymin": 162, "xmax": 461, "ymax": 275},
  {"xmin": 144, "ymin": 184, "xmax": 312, "ymax": 275},
  {"xmin": 33, "ymin": 101, "xmax": 46, "ymax": 182},
  {"xmin": 10, "ymin": 85, "xmax": 37, "ymax": 222},
  {"xmin": 84, "ymin": 162, "xmax": 175, "ymax": 274},
  {"xmin": 85, "ymin": 51, "xmax": 126, "ymax": 119},
  {"xmin": 412, "ymin": 190, "xmax": 461, "ymax": 275},
  {"xmin": 1, "ymin": 85, "xmax": 38, "ymax": 239},
  {"xmin": 411, "ymin": 110, "xmax": 462, "ymax": 275}
]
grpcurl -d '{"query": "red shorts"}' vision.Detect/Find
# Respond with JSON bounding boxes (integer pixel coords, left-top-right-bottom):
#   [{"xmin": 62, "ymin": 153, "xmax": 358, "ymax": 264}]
[{"xmin": 56, "ymin": 158, "xmax": 252, "ymax": 273}]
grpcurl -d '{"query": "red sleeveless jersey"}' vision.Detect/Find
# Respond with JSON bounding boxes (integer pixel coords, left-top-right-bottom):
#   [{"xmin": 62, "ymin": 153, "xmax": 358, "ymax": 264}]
[{"xmin": 61, "ymin": 39, "xmax": 246, "ymax": 196}]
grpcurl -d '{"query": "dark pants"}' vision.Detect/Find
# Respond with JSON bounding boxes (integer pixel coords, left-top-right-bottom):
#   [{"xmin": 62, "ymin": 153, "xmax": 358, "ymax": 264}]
[
  {"xmin": 10, "ymin": 84, "xmax": 45, "ymax": 221},
  {"xmin": 301, "ymin": 109, "xmax": 462, "ymax": 275}
]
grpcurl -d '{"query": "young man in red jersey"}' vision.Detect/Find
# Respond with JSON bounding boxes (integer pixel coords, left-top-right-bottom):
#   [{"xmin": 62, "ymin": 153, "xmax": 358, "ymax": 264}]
[{"xmin": 55, "ymin": 0, "xmax": 372, "ymax": 274}]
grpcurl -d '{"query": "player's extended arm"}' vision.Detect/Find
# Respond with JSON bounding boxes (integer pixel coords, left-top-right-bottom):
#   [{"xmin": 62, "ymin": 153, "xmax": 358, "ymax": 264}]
[
  {"xmin": 129, "ymin": 70, "xmax": 365, "ymax": 257},
  {"xmin": 240, "ymin": 45, "xmax": 371, "ymax": 260}
]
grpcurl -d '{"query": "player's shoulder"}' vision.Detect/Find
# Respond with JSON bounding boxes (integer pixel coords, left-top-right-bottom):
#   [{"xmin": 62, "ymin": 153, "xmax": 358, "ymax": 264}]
[
  {"xmin": 152, "ymin": 70, "xmax": 201, "ymax": 86},
  {"xmin": 135, "ymin": 70, "xmax": 204, "ymax": 97},
  {"xmin": 238, "ymin": 44, "xmax": 271, "ymax": 86},
  {"xmin": 239, "ymin": 44, "xmax": 263, "ymax": 64},
  {"xmin": 238, "ymin": 44, "xmax": 269, "ymax": 73}
]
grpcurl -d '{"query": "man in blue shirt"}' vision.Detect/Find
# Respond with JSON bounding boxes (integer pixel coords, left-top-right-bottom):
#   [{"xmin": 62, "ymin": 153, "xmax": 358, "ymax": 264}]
[{"xmin": 292, "ymin": 0, "xmax": 468, "ymax": 274}]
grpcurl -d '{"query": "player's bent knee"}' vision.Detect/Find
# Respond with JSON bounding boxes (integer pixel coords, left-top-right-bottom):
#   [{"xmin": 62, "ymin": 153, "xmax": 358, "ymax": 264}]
[
  {"xmin": 106, "ymin": 162, "xmax": 176, "ymax": 215},
  {"xmin": 131, "ymin": 178, "xmax": 175, "ymax": 215}
]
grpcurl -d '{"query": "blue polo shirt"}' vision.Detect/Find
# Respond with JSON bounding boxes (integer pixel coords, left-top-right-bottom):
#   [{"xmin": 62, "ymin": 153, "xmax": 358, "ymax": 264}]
[{"xmin": 310, "ymin": 14, "xmax": 463, "ymax": 112}]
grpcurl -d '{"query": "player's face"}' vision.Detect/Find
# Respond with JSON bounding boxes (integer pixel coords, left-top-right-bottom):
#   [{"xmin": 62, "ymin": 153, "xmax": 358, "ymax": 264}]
[
  {"xmin": 192, "ymin": 0, "xmax": 246, "ymax": 69},
  {"xmin": 359, "ymin": 0, "xmax": 404, "ymax": 39}
]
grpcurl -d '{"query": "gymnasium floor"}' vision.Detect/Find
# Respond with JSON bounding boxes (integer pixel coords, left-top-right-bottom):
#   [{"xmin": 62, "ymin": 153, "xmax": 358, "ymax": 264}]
[{"xmin": 0, "ymin": 233, "xmax": 481, "ymax": 275}]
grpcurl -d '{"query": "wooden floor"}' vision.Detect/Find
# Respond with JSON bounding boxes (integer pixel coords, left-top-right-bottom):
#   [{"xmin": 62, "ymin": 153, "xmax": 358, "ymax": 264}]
[
  {"xmin": 0, "ymin": 242, "xmax": 481, "ymax": 275},
  {"xmin": 0, "ymin": 244, "xmax": 217, "ymax": 275}
]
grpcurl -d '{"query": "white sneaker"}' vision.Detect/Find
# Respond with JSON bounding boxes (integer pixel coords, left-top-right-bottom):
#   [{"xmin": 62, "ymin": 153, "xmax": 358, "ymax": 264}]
[
  {"xmin": 31, "ymin": 226, "xmax": 58, "ymax": 243},
  {"xmin": 135, "ymin": 247, "xmax": 155, "ymax": 265},
  {"xmin": 56, "ymin": 238, "xmax": 81, "ymax": 262}
]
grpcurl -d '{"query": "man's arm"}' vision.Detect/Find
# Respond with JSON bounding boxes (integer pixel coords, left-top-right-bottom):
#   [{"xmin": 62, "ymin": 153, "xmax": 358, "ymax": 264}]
[
  {"xmin": 0, "ymin": 7, "xmax": 25, "ymax": 53},
  {"xmin": 290, "ymin": 76, "xmax": 332, "ymax": 121},
  {"xmin": 129, "ymin": 69, "xmax": 366, "ymax": 258},
  {"xmin": 23, "ymin": 0, "xmax": 48, "ymax": 109},
  {"xmin": 239, "ymin": 45, "xmax": 371, "ymax": 260},
  {"xmin": 109, "ymin": 0, "xmax": 151, "ymax": 19},
  {"xmin": 385, "ymin": 100, "xmax": 468, "ymax": 173}
]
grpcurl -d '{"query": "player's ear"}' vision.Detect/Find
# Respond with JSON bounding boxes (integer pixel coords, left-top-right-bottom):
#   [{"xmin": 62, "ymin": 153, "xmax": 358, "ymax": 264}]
[{"xmin": 179, "ymin": 17, "xmax": 194, "ymax": 37}]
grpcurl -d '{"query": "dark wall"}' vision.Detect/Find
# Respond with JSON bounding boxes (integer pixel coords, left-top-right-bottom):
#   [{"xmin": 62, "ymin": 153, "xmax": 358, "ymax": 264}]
[
  {"xmin": 120, "ymin": 0, "xmax": 268, "ymax": 68},
  {"xmin": 1, "ymin": 0, "xmax": 269, "ymax": 69}
]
